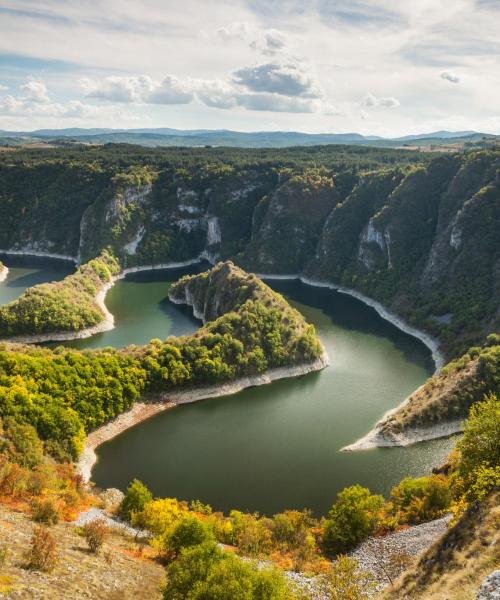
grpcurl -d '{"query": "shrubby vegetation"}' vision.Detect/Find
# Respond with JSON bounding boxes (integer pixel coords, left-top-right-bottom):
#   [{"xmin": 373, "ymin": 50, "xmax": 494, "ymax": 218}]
[
  {"xmin": 0, "ymin": 251, "xmax": 120, "ymax": 337},
  {"xmin": 380, "ymin": 339, "xmax": 499, "ymax": 436}
]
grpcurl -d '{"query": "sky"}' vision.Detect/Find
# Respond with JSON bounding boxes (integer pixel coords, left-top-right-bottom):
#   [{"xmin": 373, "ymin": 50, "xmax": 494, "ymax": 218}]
[{"xmin": 0, "ymin": 0, "xmax": 499, "ymax": 136}]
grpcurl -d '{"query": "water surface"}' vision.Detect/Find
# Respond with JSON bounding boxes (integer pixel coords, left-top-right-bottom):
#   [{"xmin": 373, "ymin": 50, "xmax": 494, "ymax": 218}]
[
  {"xmin": 90, "ymin": 278, "xmax": 456, "ymax": 516},
  {"xmin": 0, "ymin": 254, "xmax": 73, "ymax": 306},
  {"xmin": 0, "ymin": 258, "xmax": 456, "ymax": 516}
]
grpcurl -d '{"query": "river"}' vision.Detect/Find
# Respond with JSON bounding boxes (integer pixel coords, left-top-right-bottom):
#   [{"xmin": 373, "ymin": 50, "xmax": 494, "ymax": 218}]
[{"xmin": 0, "ymin": 256, "xmax": 456, "ymax": 516}]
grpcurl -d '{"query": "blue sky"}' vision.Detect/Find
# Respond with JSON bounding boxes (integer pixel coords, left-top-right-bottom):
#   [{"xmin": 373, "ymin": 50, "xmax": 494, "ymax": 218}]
[{"xmin": 0, "ymin": 0, "xmax": 499, "ymax": 135}]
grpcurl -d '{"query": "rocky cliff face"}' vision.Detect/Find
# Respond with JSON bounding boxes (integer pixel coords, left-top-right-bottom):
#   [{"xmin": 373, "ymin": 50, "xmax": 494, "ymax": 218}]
[
  {"xmin": 169, "ymin": 260, "xmax": 269, "ymax": 323},
  {"xmin": 0, "ymin": 149, "xmax": 498, "ymax": 356}
]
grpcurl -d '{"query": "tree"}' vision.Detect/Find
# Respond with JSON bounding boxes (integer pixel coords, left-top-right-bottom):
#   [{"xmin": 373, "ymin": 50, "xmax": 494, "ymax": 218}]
[
  {"xmin": 390, "ymin": 475, "xmax": 451, "ymax": 524},
  {"xmin": 168, "ymin": 516, "xmax": 215, "ymax": 557},
  {"xmin": 322, "ymin": 485, "xmax": 384, "ymax": 555},
  {"xmin": 119, "ymin": 479, "xmax": 153, "ymax": 521},
  {"xmin": 457, "ymin": 394, "xmax": 500, "ymax": 501}
]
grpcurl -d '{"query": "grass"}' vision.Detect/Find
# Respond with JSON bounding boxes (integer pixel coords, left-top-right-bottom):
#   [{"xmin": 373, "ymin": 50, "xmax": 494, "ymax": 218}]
[{"xmin": 383, "ymin": 491, "xmax": 500, "ymax": 599}]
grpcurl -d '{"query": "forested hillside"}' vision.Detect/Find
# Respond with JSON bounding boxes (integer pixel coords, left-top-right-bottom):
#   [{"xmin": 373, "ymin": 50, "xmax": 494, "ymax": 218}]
[{"xmin": 0, "ymin": 145, "xmax": 498, "ymax": 356}]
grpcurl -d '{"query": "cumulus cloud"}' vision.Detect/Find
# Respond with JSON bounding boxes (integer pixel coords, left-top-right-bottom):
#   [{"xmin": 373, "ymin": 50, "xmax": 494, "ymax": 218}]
[
  {"xmin": 80, "ymin": 75, "xmax": 194, "ymax": 104},
  {"xmin": 361, "ymin": 92, "xmax": 400, "ymax": 108},
  {"xmin": 233, "ymin": 62, "xmax": 321, "ymax": 98},
  {"xmin": 20, "ymin": 80, "xmax": 51, "ymax": 104},
  {"xmin": 79, "ymin": 60, "xmax": 326, "ymax": 114},
  {"xmin": 217, "ymin": 22, "xmax": 288, "ymax": 57},
  {"xmin": 0, "ymin": 79, "xmax": 122, "ymax": 120},
  {"xmin": 440, "ymin": 71, "xmax": 460, "ymax": 84},
  {"xmin": 236, "ymin": 93, "xmax": 318, "ymax": 113},
  {"xmin": 196, "ymin": 79, "xmax": 320, "ymax": 113}
]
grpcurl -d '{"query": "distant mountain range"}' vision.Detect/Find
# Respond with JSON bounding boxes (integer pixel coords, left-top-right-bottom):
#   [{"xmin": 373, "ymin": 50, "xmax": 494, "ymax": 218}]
[{"xmin": 0, "ymin": 127, "xmax": 496, "ymax": 149}]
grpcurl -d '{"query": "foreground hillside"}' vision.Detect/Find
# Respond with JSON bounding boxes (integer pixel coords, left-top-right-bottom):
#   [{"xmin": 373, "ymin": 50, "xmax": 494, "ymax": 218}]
[
  {"xmin": 385, "ymin": 492, "xmax": 499, "ymax": 599},
  {"xmin": 0, "ymin": 390, "xmax": 497, "ymax": 599},
  {"xmin": 0, "ymin": 145, "xmax": 498, "ymax": 356},
  {"xmin": 0, "ymin": 504, "xmax": 165, "ymax": 599}
]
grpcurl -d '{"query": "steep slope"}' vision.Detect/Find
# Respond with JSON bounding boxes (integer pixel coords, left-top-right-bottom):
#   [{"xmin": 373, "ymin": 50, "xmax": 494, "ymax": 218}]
[
  {"xmin": 383, "ymin": 492, "xmax": 500, "ymax": 600},
  {"xmin": 344, "ymin": 341, "xmax": 499, "ymax": 449},
  {"xmin": 0, "ymin": 146, "xmax": 498, "ymax": 358}
]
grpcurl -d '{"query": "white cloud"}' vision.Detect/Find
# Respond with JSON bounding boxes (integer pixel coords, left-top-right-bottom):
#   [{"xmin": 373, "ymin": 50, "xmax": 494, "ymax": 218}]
[
  {"xmin": 0, "ymin": 79, "xmax": 124, "ymax": 120},
  {"xmin": 360, "ymin": 92, "xmax": 400, "ymax": 108},
  {"xmin": 440, "ymin": 71, "xmax": 460, "ymax": 84},
  {"xmin": 20, "ymin": 80, "xmax": 50, "ymax": 104},
  {"xmin": 217, "ymin": 22, "xmax": 288, "ymax": 57},
  {"xmin": 0, "ymin": 84, "xmax": 8, "ymax": 92},
  {"xmin": 80, "ymin": 75, "xmax": 194, "ymax": 104},
  {"xmin": 80, "ymin": 61, "xmax": 326, "ymax": 114},
  {"xmin": 233, "ymin": 62, "xmax": 321, "ymax": 98}
]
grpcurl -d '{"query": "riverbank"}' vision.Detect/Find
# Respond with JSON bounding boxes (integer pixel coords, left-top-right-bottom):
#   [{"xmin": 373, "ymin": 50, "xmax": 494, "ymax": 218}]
[
  {"xmin": 0, "ymin": 264, "xmax": 8, "ymax": 283},
  {"xmin": 0, "ymin": 248, "xmax": 77, "ymax": 263},
  {"xmin": 258, "ymin": 272, "xmax": 445, "ymax": 372},
  {"xmin": 0, "ymin": 254, "xmax": 205, "ymax": 344},
  {"xmin": 77, "ymin": 352, "xmax": 329, "ymax": 481},
  {"xmin": 342, "ymin": 416, "xmax": 463, "ymax": 451}
]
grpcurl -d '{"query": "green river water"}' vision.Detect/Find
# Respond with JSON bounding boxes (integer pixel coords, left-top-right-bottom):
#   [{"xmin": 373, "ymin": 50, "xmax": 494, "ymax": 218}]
[{"xmin": 0, "ymin": 256, "xmax": 456, "ymax": 516}]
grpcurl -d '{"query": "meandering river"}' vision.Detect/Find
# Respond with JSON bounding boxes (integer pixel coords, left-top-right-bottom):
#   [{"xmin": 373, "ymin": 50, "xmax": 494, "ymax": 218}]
[{"xmin": 0, "ymin": 256, "xmax": 456, "ymax": 516}]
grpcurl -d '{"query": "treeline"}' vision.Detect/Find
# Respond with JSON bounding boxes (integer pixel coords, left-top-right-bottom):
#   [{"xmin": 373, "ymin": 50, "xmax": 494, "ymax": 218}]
[
  {"xmin": 0, "ymin": 145, "xmax": 498, "ymax": 358},
  {"xmin": 0, "ymin": 251, "xmax": 120, "ymax": 337},
  {"xmin": 0, "ymin": 262, "xmax": 323, "ymax": 460}
]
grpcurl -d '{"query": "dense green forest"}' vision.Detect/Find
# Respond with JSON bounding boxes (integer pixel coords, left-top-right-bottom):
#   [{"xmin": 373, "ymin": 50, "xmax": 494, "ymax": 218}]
[
  {"xmin": 0, "ymin": 144, "xmax": 498, "ymax": 357},
  {"xmin": 0, "ymin": 262, "xmax": 323, "ymax": 460},
  {"xmin": 0, "ymin": 251, "xmax": 119, "ymax": 337}
]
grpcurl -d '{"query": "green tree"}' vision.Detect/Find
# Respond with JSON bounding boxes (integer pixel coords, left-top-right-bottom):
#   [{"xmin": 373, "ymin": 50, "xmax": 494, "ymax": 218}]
[
  {"xmin": 457, "ymin": 394, "xmax": 500, "ymax": 501},
  {"xmin": 119, "ymin": 479, "xmax": 153, "ymax": 521},
  {"xmin": 168, "ymin": 516, "xmax": 215, "ymax": 556},
  {"xmin": 322, "ymin": 485, "xmax": 384, "ymax": 555},
  {"xmin": 390, "ymin": 475, "xmax": 451, "ymax": 524}
]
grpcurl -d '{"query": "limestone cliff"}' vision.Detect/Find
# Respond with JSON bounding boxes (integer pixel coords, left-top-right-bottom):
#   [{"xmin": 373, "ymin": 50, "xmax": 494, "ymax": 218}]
[{"xmin": 0, "ymin": 147, "xmax": 498, "ymax": 357}]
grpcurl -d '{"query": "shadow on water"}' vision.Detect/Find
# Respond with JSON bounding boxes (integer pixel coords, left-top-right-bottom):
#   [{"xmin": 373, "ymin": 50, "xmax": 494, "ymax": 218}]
[{"xmin": 269, "ymin": 279, "xmax": 435, "ymax": 372}]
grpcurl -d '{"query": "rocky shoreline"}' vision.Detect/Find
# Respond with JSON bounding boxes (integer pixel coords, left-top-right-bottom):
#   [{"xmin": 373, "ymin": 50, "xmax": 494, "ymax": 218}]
[
  {"xmin": 342, "ymin": 417, "xmax": 463, "ymax": 451},
  {"xmin": 257, "ymin": 273, "xmax": 461, "ymax": 451},
  {"xmin": 259, "ymin": 272, "xmax": 445, "ymax": 372},
  {"xmin": 77, "ymin": 352, "xmax": 329, "ymax": 481}
]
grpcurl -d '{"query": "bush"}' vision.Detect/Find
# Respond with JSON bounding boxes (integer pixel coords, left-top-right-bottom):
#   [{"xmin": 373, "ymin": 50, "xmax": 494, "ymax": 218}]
[
  {"xmin": 390, "ymin": 475, "xmax": 451, "ymax": 524},
  {"xmin": 457, "ymin": 394, "xmax": 499, "ymax": 501},
  {"xmin": 25, "ymin": 526, "xmax": 57, "ymax": 572},
  {"xmin": 31, "ymin": 498, "xmax": 60, "ymax": 526},
  {"xmin": 0, "ymin": 545, "xmax": 7, "ymax": 567},
  {"xmin": 119, "ymin": 479, "xmax": 153, "ymax": 521},
  {"xmin": 322, "ymin": 485, "xmax": 384, "ymax": 555},
  {"xmin": 83, "ymin": 519, "xmax": 109, "ymax": 554},
  {"xmin": 2, "ymin": 418, "xmax": 44, "ymax": 468},
  {"xmin": 163, "ymin": 542, "xmax": 295, "ymax": 600},
  {"xmin": 316, "ymin": 555, "xmax": 374, "ymax": 600},
  {"xmin": 168, "ymin": 516, "xmax": 215, "ymax": 556}
]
